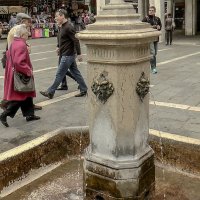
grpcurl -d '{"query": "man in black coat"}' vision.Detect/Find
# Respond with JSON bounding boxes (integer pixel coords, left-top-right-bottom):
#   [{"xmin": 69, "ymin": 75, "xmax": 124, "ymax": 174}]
[{"xmin": 40, "ymin": 9, "xmax": 87, "ymax": 99}]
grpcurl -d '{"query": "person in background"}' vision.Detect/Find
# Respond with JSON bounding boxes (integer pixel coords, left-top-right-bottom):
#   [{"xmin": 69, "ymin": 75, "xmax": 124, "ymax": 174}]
[
  {"xmin": 142, "ymin": 6, "xmax": 162, "ymax": 74},
  {"xmin": 0, "ymin": 13, "xmax": 42, "ymax": 111},
  {"xmin": 9, "ymin": 13, "xmax": 17, "ymax": 29},
  {"xmin": 165, "ymin": 13, "xmax": 175, "ymax": 45},
  {"xmin": 0, "ymin": 25, "xmax": 40, "ymax": 127},
  {"xmin": 40, "ymin": 9, "xmax": 87, "ymax": 99},
  {"xmin": 0, "ymin": 21, "xmax": 2, "ymax": 39}
]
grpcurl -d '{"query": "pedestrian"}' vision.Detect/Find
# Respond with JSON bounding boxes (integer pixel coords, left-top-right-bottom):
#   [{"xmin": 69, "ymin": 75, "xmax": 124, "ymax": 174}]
[
  {"xmin": 9, "ymin": 13, "xmax": 17, "ymax": 29},
  {"xmin": 165, "ymin": 13, "xmax": 175, "ymax": 45},
  {"xmin": 40, "ymin": 9, "xmax": 87, "ymax": 99},
  {"xmin": 0, "ymin": 13, "xmax": 42, "ymax": 111},
  {"xmin": 142, "ymin": 6, "xmax": 162, "ymax": 74},
  {"xmin": 56, "ymin": 23, "xmax": 76, "ymax": 91},
  {"xmin": 0, "ymin": 25, "xmax": 40, "ymax": 127}
]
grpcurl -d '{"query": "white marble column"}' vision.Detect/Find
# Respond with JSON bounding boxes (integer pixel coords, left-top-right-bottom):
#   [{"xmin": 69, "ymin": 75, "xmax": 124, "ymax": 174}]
[
  {"xmin": 139, "ymin": 0, "xmax": 150, "ymax": 20},
  {"xmin": 185, "ymin": 0, "xmax": 197, "ymax": 35},
  {"xmin": 151, "ymin": 0, "xmax": 165, "ymax": 42},
  {"xmin": 96, "ymin": 0, "xmax": 105, "ymax": 15},
  {"xmin": 167, "ymin": 0, "xmax": 173, "ymax": 14}
]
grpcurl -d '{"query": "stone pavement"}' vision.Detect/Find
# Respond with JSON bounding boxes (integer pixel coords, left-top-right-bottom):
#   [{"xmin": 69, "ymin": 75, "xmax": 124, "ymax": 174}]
[{"xmin": 0, "ymin": 34, "xmax": 200, "ymax": 153}]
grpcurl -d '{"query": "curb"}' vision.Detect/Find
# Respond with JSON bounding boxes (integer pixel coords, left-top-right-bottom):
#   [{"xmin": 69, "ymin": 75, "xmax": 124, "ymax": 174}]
[
  {"xmin": 0, "ymin": 126, "xmax": 199, "ymax": 195},
  {"xmin": 149, "ymin": 129, "xmax": 200, "ymax": 176},
  {"xmin": 0, "ymin": 126, "xmax": 89, "ymax": 195}
]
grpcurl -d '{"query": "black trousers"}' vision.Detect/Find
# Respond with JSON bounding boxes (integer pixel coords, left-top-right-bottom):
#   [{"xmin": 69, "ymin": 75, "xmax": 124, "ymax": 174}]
[
  {"xmin": 58, "ymin": 56, "xmax": 76, "ymax": 87},
  {"xmin": 166, "ymin": 30, "xmax": 173, "ymax": 44},
  {"xmin": 4, "ymin": 97, "xmax": 34, "ymax": 118}
]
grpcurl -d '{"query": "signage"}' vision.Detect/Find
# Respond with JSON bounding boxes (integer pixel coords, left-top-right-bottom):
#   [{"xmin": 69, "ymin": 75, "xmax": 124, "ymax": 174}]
[
  {"xmin": 0, "ymin": 6, "xmax": 8, "ymax": 14},
  {"xmin": 9, "ymin": 6, "xmax": 23, "ymax": 13}
]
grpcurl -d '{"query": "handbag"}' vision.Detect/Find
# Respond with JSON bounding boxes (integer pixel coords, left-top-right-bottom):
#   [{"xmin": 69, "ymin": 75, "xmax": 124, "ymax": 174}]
[{"xmin": 10, "ymin": 45, "xmax": 35, "ymax": 92}]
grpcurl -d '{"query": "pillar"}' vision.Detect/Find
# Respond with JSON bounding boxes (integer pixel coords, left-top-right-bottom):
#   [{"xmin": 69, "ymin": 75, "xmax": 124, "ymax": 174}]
[
  {"xmin": 78, "ymin": 0, "xmax": 160, "ymax": 199},
  {"xmin": 138, "ymin": 0, "xmax": 150, "ymax": 20},
  {"xmin": 96, "ymin": 0, "xmax": 105, "ymax": 15},
  {"xmin": 150, "ymin": 0, "xmax": 165, "ymax": 42},
  {"xmin": 185, "ymin": 0, "xmax": 197, "ymax": 35}
]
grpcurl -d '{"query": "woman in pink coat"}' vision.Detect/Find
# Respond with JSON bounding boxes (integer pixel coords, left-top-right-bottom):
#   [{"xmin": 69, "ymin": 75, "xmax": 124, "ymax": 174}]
[{"xmin": 0, "ymin": 24, "xmax": 40, "ymax": 127}]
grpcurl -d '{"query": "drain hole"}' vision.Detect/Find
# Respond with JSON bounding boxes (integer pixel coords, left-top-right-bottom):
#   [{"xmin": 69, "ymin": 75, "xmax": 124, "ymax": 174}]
[{"xmin": 95, "ymin": 195, "xmax": 105, "ymax": 200}]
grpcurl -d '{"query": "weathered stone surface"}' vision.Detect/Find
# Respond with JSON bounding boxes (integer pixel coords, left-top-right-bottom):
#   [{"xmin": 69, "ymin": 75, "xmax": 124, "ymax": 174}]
[
  {"xmin": 84, "ymin": 156, "xmax": 155, "ymax": 199},
  {"xmin": 0, "ymin": 127, "xmax": 89, "ymax": 193},
  {"xmin": 78, "ymin": 0, "xmax": 160, "ymax": 198},
  {"xmin": 149, "ymin": 134, "xmax": 200, "ymax": 176}
]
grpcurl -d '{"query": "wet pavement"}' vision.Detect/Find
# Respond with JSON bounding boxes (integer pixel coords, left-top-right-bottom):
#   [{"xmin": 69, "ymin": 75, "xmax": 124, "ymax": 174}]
[{"xmin": 2, "ymin": 159, "xmax": 200, "ymax": 200}]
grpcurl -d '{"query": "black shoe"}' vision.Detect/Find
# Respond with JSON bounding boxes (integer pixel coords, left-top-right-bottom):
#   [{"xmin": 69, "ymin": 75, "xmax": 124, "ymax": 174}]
[
  {"xmin": 0, "ymin": 100, "xmax": 9, "ymax": 111},
  {"xmin": 34, "ymin": 105, "xmax": 42, "ymax": 110},
  {"xmin": 26, "ymin": 115, "xmax": 41, "ymax": 122},
  {"xmin": 56, "ymin": 86, "xmax": 68, "ymax": 91},
  {"xmin": 75, "ymin": 91, "xmax": 87, "ymax": 97},
  {"xmin": 40, "ymin": 91, "xmax": 54, "ymax": 99},
  {"xmin": 0, "ymin": 113, "xmax": 9, "ymax": 127}
]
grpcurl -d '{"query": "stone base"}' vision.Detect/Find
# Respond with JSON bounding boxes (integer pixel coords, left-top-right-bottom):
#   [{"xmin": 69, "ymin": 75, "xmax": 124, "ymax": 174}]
[{"xmin": 84, "ymin": 155, "xmax": 155, "ymax": 200}]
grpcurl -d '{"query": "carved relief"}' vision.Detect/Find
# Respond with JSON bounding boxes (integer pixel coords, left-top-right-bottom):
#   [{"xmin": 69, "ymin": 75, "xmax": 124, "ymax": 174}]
[
  {"xmin": 91, "ymin": 71, "xmax": 114, "ymax": 104},
  {"xmin": 136, "ymin": 72, "xmax": 150, "ymax": 102}
]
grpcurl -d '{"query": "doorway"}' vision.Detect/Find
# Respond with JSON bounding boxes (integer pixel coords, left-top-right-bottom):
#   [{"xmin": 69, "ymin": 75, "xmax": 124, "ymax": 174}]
[{"xmin": 197, "ymin": 0, "xmax": 200, "ymax": 32}]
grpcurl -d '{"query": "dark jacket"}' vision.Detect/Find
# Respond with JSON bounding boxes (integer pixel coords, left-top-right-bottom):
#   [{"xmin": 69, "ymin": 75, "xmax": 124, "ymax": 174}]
[
  {"xmin": 165, "ymin": 17, "xmax": 174, "ymax": 31},
  {"xmin": 142, "ymin": 15, "xmax": 162, "ymax": 30},
  {"xmin": 57, "ymin": 21, "xmax": 81, "ymax": 56},
  {"xmin": 142, "ymin": 15, "xmax": 162, "ymax": 42}
]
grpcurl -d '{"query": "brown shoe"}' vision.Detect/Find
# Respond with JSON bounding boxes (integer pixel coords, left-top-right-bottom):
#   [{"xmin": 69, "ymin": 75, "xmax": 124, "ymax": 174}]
[
  {"xmin": 40, "ymin": 91, "xmax": 54, "ymax": 99},
  {"xmin": 75, "ymin": 91, "xmax": 87, "ymax": 97},
  {"xmin": 34, "ymin": 105, "xmax": 42, "ymax": 110}
]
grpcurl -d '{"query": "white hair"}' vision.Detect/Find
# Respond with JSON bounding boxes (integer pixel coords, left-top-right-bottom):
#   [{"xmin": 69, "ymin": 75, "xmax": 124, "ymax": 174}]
[{"xmin": 14, "ymin": 24, "xmax": 28, "ymax": 38}]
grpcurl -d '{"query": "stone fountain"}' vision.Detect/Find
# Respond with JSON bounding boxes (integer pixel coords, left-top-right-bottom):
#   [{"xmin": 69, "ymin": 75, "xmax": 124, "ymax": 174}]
[{"xmin": 78, "ymin": 0, "xmax": 160, "ymax": 199}]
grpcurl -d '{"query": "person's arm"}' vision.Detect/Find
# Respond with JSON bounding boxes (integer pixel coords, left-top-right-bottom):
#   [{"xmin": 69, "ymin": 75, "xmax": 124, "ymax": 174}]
[
  {"xmin": 56, "ymin": 29, "xmax": 60, "ymax": 55},
  {"xmin": 12, "ymin": 43, "xmax": 32, "ymax": 76},
  {"xmin": 157, "ymin": 17, "xmax": 162, "ymax": 31},
  {"xmin": 67, "ymin": 25, "xmax": 81, "ymax": 55},
  {"xmin": 142, "ymin": 16, "xmax": 148, "ymax": 23}
]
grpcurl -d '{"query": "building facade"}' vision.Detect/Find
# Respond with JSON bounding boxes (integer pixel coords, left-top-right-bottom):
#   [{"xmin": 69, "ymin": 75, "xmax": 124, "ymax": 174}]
[{"xmin": 140, "ymin": 0, "xmax": 200, "ymax": 35}]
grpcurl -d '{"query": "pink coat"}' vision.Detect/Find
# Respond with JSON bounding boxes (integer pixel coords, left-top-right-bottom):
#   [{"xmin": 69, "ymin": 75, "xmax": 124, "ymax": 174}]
[{"xmin": 3, "ymin": 38, "xmax": 36, "ymax": 101}]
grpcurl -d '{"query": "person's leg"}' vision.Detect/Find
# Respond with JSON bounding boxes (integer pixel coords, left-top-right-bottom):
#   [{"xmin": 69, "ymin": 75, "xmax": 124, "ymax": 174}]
[
  {"xmin": 21, "ymin": 97, "xmax": 40, "ymax": 121},
  {"xmin": 170, "ymin": 30, "xmax": 173, "ymax": 45},
  {"xmin": 69, "ymin": 60, "xmax": 87, "ymax": 95},
  {"xmin": 0, "ymin": 101, "xmax": 20, "ymax": 127},
  {"xmin": 41, "ymin": 56, "xmax": 74, "ymax": 98},
  {"xmin": 166, "ymin": 31, "xmax": 169, "ymax": 45},
  {"xmin": 57, "ymin": 55, "xmax": 68, "ymax": 90},
  {"xmin": 150, "ymin": 42, "xmax": 156, "ymax": 73}
]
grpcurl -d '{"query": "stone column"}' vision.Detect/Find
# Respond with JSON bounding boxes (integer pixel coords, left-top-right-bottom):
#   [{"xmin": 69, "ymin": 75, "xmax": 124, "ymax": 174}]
[
  {"xmin": 78, "ymin": 1, "xmax": 160, "ymax": 199},
  {"xmin": 151, "ymin": 0, "xmax": 165, "ymax": 42},
  {"xmin": 138, "ymin": 0, "xmax": 150, "ymax": 20},
  {"xmin": 167, "ymin": 0, "xmax": 173, "ymax": 14},
  {"xmin": 185, "ymin": 0, "xmax": 197, "ymax": 35},
  {"xmin": 96, "ymin": 0, "xmax": 105, "ymax": 15}
]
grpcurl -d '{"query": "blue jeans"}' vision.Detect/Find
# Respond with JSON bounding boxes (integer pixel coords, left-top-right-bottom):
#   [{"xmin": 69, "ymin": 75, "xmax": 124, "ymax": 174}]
[
  {"xmin": 150, "ymin": 42, "xmax": 158, "ymax": 71},
  {"xmin": 48, "ymin": 55, "xmax": 87, "ymax": 94}
]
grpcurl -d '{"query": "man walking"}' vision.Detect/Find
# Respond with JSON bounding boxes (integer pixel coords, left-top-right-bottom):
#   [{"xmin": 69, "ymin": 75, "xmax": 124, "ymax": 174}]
[
  {"xmin": 40, "ymin": 9, "xmax": 87, "ymax": 99},
  {"xmin": 142, "ymin": 6, "xmax": 162, "ymax": 74}
]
